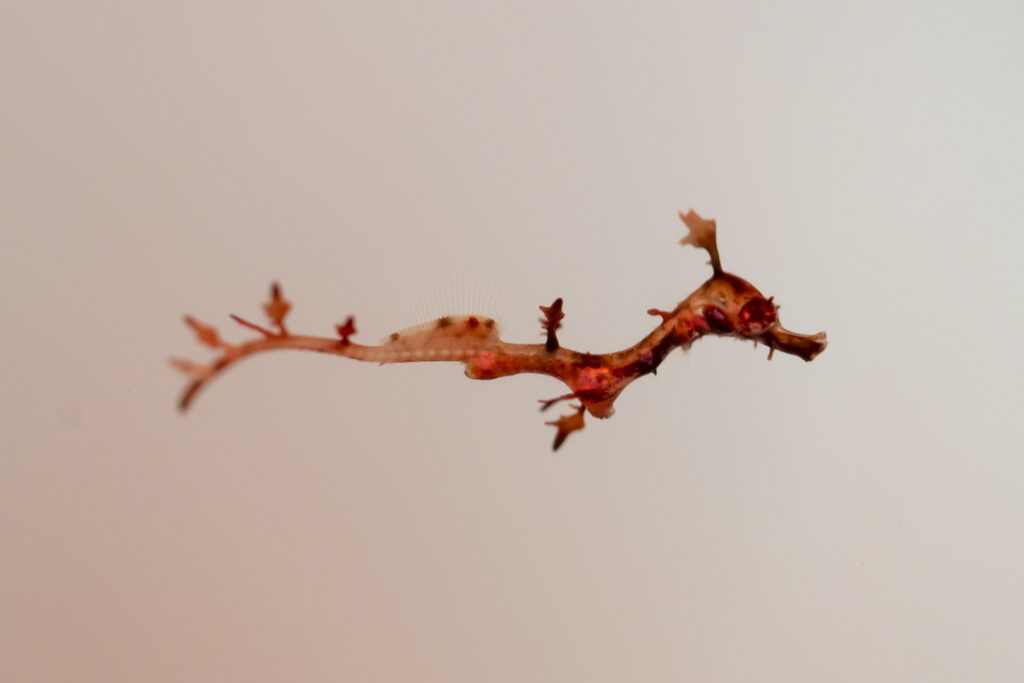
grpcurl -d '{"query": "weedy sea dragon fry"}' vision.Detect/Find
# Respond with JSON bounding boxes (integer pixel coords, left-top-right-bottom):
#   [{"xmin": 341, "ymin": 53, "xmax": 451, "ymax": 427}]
[{"xmin": 172, "ymin": 210, "xmax": 827, "ymax": 450}]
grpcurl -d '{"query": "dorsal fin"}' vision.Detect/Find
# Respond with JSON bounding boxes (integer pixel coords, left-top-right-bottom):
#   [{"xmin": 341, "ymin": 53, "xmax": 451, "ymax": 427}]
[{"xmin": 380, "ymin": 315, "xmax": 500, "ymax": 349}]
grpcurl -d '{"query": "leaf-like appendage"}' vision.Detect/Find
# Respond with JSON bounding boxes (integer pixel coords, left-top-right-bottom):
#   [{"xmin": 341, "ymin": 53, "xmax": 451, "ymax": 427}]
[
  {"xmin": 678, "ymin": 209, "xmax": 722, "ymax": 275},
  {"xmin": 545, "ymin": 404, "xmax": 585, "ymax": 451},
  {"xmin": 336, "ymin": 316, "xmax": 357, "ymax": 345},
  {"xmin": 263, "ymin": 282, "xmax": 291, "ymax": 334},
  {"xmin": 538, "ymin": 298, "xmax": 565, "ymax": 351},
  {"xmin": 184, "ymin": 316, "xmax": 225, "ymax": 349}
]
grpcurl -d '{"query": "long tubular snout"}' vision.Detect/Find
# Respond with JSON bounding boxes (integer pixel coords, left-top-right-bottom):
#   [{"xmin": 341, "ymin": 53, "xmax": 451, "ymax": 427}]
[{"xmin": 765, "ymin": 325, "xmax": 828, "ymax": 361}]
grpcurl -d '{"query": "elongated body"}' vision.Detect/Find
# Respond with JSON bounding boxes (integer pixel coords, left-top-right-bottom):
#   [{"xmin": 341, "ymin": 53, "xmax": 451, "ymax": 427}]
[{"xmin": 173, "ymin": 210, "xmax": 827, "ymax": 449}]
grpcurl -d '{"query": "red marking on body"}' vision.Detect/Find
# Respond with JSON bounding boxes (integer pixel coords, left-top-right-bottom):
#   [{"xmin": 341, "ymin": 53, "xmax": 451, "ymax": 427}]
[
  {"xmin": 576, "ymin": 366, "xmax": 614, "ymax": 394},
  {"xmin": 470, "ymin": 351, "xmax": 497, "ymax": 378},
  {"xmin": 689, "ymin": 314, "xmax": 710, "ymax": 331}
]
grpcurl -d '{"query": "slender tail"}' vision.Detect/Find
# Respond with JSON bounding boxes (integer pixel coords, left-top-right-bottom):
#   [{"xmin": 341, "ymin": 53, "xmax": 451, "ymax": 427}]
[{"xmin": 172, "ymin": 284, "xmax": 503, "ymax": 411}]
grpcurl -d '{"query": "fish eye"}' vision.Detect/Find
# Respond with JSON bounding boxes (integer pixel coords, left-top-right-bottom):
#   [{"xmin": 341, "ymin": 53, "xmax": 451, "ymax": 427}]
[{"xmin": 738, "ymin": 296, "xmax": 776, "ymax": 334}]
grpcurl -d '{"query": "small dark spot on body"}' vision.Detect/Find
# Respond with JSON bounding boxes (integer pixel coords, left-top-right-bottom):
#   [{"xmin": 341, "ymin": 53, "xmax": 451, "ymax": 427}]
[
  {"xmin": 579, "ymin": 353, "xmax": 601, "ymax": 367},
  {"xmin": 704, "ymin": 306, "xmax": 732, "ymax": 333},
  {"xmin": 389, "ymin": 332, "xmax": 400, "ymax": 341},
  {"xmin": 619, "ymin": 336, "xmax": 674, "ymax": 379},
  {"xmin": 484, "ymin": 318, "xmax": 495, "ymax": 329},
  {"xmin": 637, "ymin": 350, "xmax": 656, "ymax": 375},
  {"xmin": 467, "ymin": 316, "xmax": 479, "ymax": 328},
  {"xmin": 437, "ymin": 316, "xmax": 453, "ymax": 328}
]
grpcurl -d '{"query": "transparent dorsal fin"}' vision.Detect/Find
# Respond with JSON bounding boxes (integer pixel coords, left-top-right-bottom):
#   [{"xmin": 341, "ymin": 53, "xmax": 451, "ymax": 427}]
[{"xmin": 380, "ymin": 315, "xmax": 501, "ymax": 348}]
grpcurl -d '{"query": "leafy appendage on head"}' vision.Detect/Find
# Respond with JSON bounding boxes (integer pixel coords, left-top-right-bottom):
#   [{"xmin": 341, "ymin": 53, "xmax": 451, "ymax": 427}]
[{"xmin": 678, "ymin": 209, "xmax": 722, "ymax": 275}]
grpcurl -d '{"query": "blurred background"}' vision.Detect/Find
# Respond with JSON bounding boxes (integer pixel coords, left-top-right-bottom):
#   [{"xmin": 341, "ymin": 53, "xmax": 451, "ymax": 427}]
[{"xmin": 3, "ymin": 1, "xmax": 1022, "ymax": 681}]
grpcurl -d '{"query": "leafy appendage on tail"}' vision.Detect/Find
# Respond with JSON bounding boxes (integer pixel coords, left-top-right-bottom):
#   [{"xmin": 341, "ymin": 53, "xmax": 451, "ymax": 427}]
[{"xmin": 171, "ymin": 284, "xmax": 361, "ymax": 411}]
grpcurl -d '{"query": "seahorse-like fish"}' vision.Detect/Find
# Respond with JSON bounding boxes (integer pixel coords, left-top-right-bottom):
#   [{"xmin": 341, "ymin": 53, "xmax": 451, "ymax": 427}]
[{"xmin": 172, "ymin": 210, "xmax": 827, "ymax": 449}]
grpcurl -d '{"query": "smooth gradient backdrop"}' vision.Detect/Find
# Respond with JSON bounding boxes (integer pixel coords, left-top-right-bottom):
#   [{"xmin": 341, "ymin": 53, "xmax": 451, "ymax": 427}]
[{"xmin": 3, "ymin": 1, "xmax": 1023, "ymax": 681}]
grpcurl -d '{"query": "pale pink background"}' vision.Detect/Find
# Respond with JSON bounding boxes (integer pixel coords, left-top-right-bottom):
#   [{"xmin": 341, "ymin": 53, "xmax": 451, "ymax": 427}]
[{"xmin": 3, "ymin": 2, "xmax": 1023, "ymax": 681}]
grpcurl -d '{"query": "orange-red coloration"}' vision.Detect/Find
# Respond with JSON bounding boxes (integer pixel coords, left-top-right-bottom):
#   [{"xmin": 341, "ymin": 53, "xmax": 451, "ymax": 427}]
[{"xmin": 172, "ymin": 210, "xmax": 827, "ymax": 450}]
